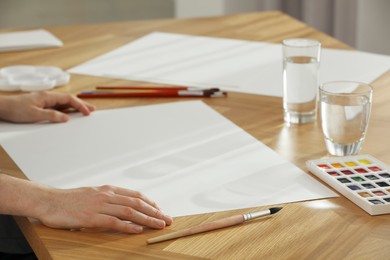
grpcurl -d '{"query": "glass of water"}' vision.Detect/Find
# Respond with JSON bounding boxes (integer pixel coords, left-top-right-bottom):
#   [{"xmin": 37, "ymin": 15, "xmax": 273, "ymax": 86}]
[
  {"xmin": 283, "ymin": 38, "xmax": 321, "ymax": 124},
  {"xmin": 319, "ymin": 81, "xmax": 373, "ymax": 156}
]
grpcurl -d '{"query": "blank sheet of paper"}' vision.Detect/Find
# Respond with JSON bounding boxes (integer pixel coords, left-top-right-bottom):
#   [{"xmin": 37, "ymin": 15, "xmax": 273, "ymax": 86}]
[
  {"xmin": 1, "ymin": 101, "xmax": 336, "ymax": 217},
  {"xmin": 68, "ymin": 32, "xmax": 390, "ymax": 97},
  {"xmin": 0, "ymin": 29, "xmax": 63, "ymax": 52}
]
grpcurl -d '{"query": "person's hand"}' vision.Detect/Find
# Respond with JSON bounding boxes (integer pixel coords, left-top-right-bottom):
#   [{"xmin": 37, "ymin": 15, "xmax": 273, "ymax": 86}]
[
  {"xmin": 39, "ymin": 185, "xmax": 173, "ymax": 233},
  {"xmin": 0, "ymin": 91, "xmax": 95, "ymax": 123},
  {"xmin": 0, "ymin": 174, "xmax": 173, "ymax": 234}
]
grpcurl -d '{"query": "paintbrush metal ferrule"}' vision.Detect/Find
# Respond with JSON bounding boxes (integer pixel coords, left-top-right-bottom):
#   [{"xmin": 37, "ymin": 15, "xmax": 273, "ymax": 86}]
[
  {"xmin": 243, "ymin": 209, "xmax": 269, "ymax": 221},
  {"xmin": 243, "ymin": 207, "xmax": 283, "ymax": 221}
]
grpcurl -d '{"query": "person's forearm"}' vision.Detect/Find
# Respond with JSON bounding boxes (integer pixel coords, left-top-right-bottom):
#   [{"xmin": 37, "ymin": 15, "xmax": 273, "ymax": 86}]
[{"xmin": 0, "ymin": 173, "xmax": 50, "ymax": 218}]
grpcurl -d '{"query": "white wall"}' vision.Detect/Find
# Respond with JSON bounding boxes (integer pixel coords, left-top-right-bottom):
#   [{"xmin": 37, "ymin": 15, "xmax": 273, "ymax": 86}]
[
  {"xmin": 175, "ymin": 0, "xmax": 263, "ymax": 18},
  {"xmin": 356, "ymin": 0, "xmax": 390, "ymax": 55},
  {"xmin": 0, "ymin": 0, "xmax": 174, "ymax": 28},
  {"xmin": 1, "ymin": 0, "xmax": 389, "ymax": 55},
  {"xmin": 174, "ymin": 0, "xmax": 390, "ymax": 55},
  {"xmin": 175, "ymin": 0, "xmax": 225, "ymax": 17}
]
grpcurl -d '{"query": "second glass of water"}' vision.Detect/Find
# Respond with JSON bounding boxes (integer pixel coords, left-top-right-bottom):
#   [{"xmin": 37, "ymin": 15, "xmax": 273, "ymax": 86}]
[
  {"xmin": 319, "ymin": 81, "xmax": 373, "ymax": 156},
  {"xmin": 283, "ymin": 38, "xmax": 321, "ymax": 124}
]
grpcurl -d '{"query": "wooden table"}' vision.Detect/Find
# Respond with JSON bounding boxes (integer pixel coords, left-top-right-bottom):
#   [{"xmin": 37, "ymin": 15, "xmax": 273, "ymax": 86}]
[{"xmin": 1, "ymin": 11, "xmax": 389, "ymax": 259}]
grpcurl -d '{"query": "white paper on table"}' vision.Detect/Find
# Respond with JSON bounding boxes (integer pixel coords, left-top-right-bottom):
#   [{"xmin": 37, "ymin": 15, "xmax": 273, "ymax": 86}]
[
  {"xmin": 0, "ymin": 114, "xmax": 87, "ymax": 143},
  {"xmin": 0, "ymin": 122, "xmax": 47, "ymax": 142},
  {"xmin": 0, "ymin": 29, "xmax": 63, "ymax": 52},
  {"xmin": 1, "ymin": 101, "xmax": 337, "ymax": 217},
  {"xmin": 68, "ymin": 32, "xmax": 390, "ymax": 97}
]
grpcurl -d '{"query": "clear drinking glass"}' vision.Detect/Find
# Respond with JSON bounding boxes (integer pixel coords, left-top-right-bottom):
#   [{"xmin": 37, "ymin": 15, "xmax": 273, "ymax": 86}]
[
  {"xmin": 283, "ymin": 38, "xmax": 321, "ymax": 124},
  {"xmin": 319, "ymin": 81, "xmax": 373, "ymax": 156}
]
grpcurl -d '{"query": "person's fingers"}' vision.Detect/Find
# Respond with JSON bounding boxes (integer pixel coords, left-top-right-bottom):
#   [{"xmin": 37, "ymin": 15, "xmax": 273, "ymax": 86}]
[
  {"xmin": 100, "ymin": 203, "xmax": 167, "ymax": 229},
  {"xmin": 34, "ymin": 109, "xmax": 69, "ymax": 123},
  {"xmin": 109, "ymin": 187, "xmax": 160, "ymax": 209},
  {"xmin": 106, "ymin": 187, "xmax": 173, "ymax": 225},
  {"xmin": 90, "ymin": 214, "xmax": 144, "ymax": 234},
  {"xmin": 44, "ymin": 93, "xmax": 96, "ymax": 116},
  {"xmin": 67, "ymin": 96, "xmax": 96, "ymax": 115},
  {"xmin": 102, "ymin": 194, "xmax": 169, "ymax": 228}
]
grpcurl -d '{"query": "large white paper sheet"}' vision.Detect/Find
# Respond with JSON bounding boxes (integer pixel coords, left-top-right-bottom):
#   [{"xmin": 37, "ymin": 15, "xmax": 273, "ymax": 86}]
[
  {"xmin": 0, "ymin": 29, "xmax": 63, "ymax": 52},
  {"xmin": 0, "ymin": 122, "xmax": 46, "ymax": 142},
  {"xmin": 0, "ymin": 114, "xmax": 86, "ymax": 142},
  {"xmin": 1, "ymin": 101, "xmax": 336, "ymax": 217},
  {"xmin": 68, "ymin": 32, "xmax": 390, "ymax": 97}
]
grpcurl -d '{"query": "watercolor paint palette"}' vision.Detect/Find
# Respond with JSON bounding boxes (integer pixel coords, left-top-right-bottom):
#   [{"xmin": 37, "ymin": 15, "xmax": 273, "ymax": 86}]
[{"xmin": 306, "ymin": 155, "xmax": 390, "ymax": 215}]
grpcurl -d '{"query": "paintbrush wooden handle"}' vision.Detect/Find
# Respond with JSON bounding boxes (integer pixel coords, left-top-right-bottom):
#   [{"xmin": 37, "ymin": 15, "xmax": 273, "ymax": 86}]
[
  {"xmin": 147, "ymin": 214, "xmax": 244, "ymax": 244},
  {"xmin": 147, "ymin": 208, "xmax": 282, "ymax": 244}
]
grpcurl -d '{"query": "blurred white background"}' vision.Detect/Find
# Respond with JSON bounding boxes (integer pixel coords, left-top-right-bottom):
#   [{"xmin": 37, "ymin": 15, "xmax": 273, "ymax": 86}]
[{"xmin": 0, "ymin": 0, "xmax": 389, "ymax": 55}]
